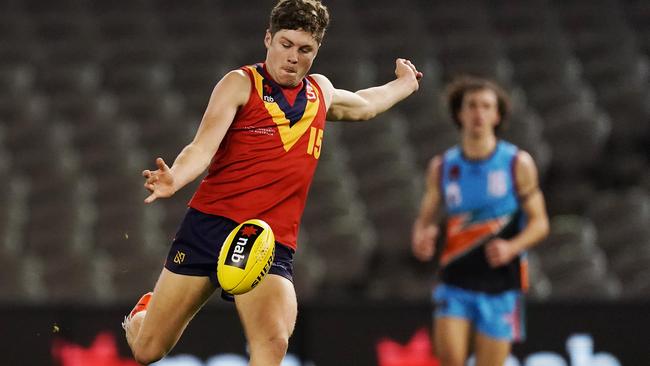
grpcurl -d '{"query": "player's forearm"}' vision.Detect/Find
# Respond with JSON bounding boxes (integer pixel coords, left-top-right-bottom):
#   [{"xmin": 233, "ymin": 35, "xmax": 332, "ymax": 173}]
[
  {"xmin": 413, "ymin": 215, "xmax": 434, "ymax": 232},
  {"xmin": 168, "ymin": 143, "xmax": 214, "ymax": 193},
  {"xmin": 414, "ymin": 189, "xmax": 441, "ymax": 231},
  {"xmin": 355, "ymin": 77, "xmax": 418, "ymax": 119},
  {"xmin": 413, "ymin": 203, "xmax": 440, "ymax": 237},
  {"xmin": 509, "ymin": 216, "xmax": 550, "ymax": 254}
]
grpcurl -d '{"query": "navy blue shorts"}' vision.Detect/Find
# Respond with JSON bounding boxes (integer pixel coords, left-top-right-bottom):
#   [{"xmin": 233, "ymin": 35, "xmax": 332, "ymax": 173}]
[{"xmin": 164, "ymin": 207, "xmax": 295, "ymax": 301}]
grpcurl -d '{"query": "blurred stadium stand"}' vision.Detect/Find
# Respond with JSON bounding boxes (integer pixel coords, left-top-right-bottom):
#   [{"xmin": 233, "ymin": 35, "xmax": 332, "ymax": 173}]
[{"xmin": 0, "ymin": 0, "xmax": 648, "ymax": 304}]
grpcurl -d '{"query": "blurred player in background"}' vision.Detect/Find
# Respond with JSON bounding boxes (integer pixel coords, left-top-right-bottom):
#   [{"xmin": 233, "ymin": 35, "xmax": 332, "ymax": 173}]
[
  {"xmin": 121, "ymin": 0, "xmax": 422, "ymax": 365},
  {"xmin": 412, "ymin": 76, "xmax": 548, "ymax": 366}
]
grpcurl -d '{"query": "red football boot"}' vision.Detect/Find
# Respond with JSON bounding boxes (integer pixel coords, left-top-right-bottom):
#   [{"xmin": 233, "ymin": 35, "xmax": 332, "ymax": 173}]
[{"xmin": 122, "ymin": 292, "xmax": 152, "ymax": 331}]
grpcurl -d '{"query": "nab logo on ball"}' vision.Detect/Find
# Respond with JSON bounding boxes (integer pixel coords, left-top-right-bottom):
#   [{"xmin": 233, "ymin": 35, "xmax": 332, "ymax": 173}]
[
  {"xmin": 224, "ymin": 224, "xmax": 262, "ymax": 269},
  {"xmin": 217, "ymin": 219, "xmax": 275, "ymax": 295}
]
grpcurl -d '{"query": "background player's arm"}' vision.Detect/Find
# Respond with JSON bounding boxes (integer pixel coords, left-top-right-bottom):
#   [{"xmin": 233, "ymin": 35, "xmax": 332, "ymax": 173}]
[
  {"xmin": 412, "ymin": 156, "xmax": 443, "ymax": 262},
  {"xmin": 142, "ymin": 70, "xmax": 250, "ymax": 203},
  {"xmin": 485, "ymin": 151, "xmax": 550, "ymax": 267},
  {"xmin": 312, "ymin": 58, "xmax": 422, "ymax": 121}
]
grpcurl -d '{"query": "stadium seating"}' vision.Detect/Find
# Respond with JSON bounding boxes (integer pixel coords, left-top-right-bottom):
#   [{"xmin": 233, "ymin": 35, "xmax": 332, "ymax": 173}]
[
  {"xmin": 585, "ymin": 188, "xmax": 650, "ymax": 298},
  {"xmin": 533, "ymin": 215, "xmax": 622, "ymax": 300},
  {"xmin": 0, "ymin": 0, "xmax": 648, "ymax": 304},
  {"xmin": 300, "ymin": 130, "xmax": 379, "ymax": 299}
]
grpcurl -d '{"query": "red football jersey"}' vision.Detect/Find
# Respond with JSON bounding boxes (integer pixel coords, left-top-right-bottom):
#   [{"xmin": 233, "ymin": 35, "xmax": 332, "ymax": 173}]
[{"xmin": 189, "ymin": 64, "xmax": 327, "ymax": 250}]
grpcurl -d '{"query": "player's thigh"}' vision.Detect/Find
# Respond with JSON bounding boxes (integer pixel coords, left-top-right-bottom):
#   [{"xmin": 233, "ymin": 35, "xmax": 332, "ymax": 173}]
[
  {"xmin": 434, "ymin": 317, "xmax": 472, "ymax": 366},
  {"xmin": 433, "ymin": 284, "xmax": 475, "ymax": 365},
  {"xmin": 472, "ymin": 290, "xmax": 519, "ymax": 366},
  {"xmin": 473, "ymin": 332, "xmax": 511, "ymax": 366},
  {"xmin": 136, "ymin": 268, "xmax": 216, "ymax": 352},
  {"xmin": 234, "ymin": 274, "xmax": 297, "ymax": 343}
]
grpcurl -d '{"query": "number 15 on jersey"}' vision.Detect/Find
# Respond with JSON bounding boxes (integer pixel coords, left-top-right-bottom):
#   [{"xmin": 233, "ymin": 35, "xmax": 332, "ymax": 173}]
[{"xmin": 307, "ymin": 127, "xmax": 323, "ymax": 159}]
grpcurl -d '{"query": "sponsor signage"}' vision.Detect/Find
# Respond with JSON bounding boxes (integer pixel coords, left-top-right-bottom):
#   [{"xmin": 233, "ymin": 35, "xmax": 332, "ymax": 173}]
[{"xmin": 1, "ymin": 302, "xmax": 646, "ymax": 365}]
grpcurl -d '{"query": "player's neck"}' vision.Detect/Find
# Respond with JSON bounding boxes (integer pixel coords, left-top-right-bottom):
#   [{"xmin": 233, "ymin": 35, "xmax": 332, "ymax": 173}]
[{"xmin": 461, "ymin": 134, "xmax": 497, "ymax": 160}]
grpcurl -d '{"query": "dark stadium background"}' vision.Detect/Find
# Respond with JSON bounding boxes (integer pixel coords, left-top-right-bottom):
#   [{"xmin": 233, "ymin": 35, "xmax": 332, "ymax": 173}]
[{"xmin": 0, "ymin": 0, "xmax": 648, "ymax": 365}]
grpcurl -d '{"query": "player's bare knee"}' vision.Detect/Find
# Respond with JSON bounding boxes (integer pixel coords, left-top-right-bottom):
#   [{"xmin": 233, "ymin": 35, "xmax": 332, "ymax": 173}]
[
  {"xmin": 132, "ymin": 339, "xmax": 168, "ymax": 365},
  {"xmin": 268, "ymin": 335, "xmax": 289, "ymax": 355},
  {"xmin": 132, "ymin": 348, "xmax": 166, "ymax": 366},
  {"xmin": 251, "ymin": 335, "xmax": 289, "ymax": 360}
]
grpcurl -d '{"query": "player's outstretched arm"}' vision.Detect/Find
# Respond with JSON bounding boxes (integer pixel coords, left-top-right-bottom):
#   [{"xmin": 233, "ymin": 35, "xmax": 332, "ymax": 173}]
[
  {"xmin": 142, "ymin": 70, "xmax": 250, "ymax": 203},
  {"xmin": 312, "ymin": 58, "xmax": 423, "ymax": 122}
]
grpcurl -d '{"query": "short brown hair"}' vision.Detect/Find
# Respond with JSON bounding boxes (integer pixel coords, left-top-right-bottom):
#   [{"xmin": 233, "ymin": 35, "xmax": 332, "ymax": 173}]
[
  {"xmin": 445, "ymin": 76, "xmax": 511, "ymax": 131},
  {"xmin": 269, "ymin": 0, "xmax": 330, "ymax": 43}
]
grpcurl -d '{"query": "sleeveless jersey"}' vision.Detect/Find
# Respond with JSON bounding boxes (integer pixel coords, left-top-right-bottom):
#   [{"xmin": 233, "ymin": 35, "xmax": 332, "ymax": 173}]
[
  {"xmin": 190, "ymin": 63, "xmax": 327, "ymax": 250},
  {"xmin": 438, "ymin": 140, "xmax": 528, "ymax": 293}
]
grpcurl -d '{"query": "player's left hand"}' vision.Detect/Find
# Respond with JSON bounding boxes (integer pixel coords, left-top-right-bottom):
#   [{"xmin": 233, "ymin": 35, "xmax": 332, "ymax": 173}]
[
  {"xmin": 394, "ymin": 58, "xmax": 423, "ymax": 91},
  {"xmin": 412, "ymin": 225, "xmax": 438, "ymax": 262},
  {"xmin": 485, "ymin": 238, "xmax": 517, "ymax": 268},
  {"xmin": 142, "ymin": 157, "xmax": 176, "ymax": 203}
]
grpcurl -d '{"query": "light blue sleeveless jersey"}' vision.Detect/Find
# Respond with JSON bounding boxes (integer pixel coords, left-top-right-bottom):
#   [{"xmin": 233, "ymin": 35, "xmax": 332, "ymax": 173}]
[
  {"xmin": 441, "ymin": 140, "xmax": 519, "ymax": 219},
  {"xmin": 439, "ymin": 140, "xmax": 526, "ymax": 293}
]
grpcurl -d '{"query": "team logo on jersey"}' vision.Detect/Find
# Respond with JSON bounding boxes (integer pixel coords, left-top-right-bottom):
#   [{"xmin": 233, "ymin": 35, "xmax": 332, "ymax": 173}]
[
  {"xmin": 488, "ymin": 170, "xmax": 508, "ymax": 197},
  {"xmin": 445, "ymin": 182, "xmax": 462, "ymax": 208},
  {"xmin": 449, "ymin": 165, "xmax": 461, "ymax": 180},
  {"xmin": 262, "ymin": 82, "xmax": 275, "ymax": 103}
]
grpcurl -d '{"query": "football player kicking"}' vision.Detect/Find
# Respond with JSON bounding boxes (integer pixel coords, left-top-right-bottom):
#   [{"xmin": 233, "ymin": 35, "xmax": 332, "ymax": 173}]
[{"xmin": 122, "ymin": 1, "xmax": 422, "ymax": 365}]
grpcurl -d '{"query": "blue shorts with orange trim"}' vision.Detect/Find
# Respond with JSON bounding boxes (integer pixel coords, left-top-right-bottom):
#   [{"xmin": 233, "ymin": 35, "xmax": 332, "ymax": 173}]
[
  {"xmin": 164, "ymin": 207, "xmax": 294, "ymax": 301},
  {"xmin": 433, "ymin": 283, "xmax": 525, "ymax": 342}
]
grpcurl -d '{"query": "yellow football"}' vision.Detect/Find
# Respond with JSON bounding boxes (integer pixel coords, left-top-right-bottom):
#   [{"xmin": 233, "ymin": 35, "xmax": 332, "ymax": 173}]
[{"xmin": 217, "ymin": 219, "xmax": 275, "ymax": 295}]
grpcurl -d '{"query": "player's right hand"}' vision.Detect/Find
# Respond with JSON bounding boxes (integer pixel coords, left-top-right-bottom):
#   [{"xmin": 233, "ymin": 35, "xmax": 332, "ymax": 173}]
[
  {"xmin": 394, "ymin": 58, "xmax": 423, "ymax": 91},
  {"xmin": 411, "ymin": 225, "xmax": 438, "ymax": 262},
  {"xmin": 142, "ymin": 157, "xmax": 176, "ymax": 203}
]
